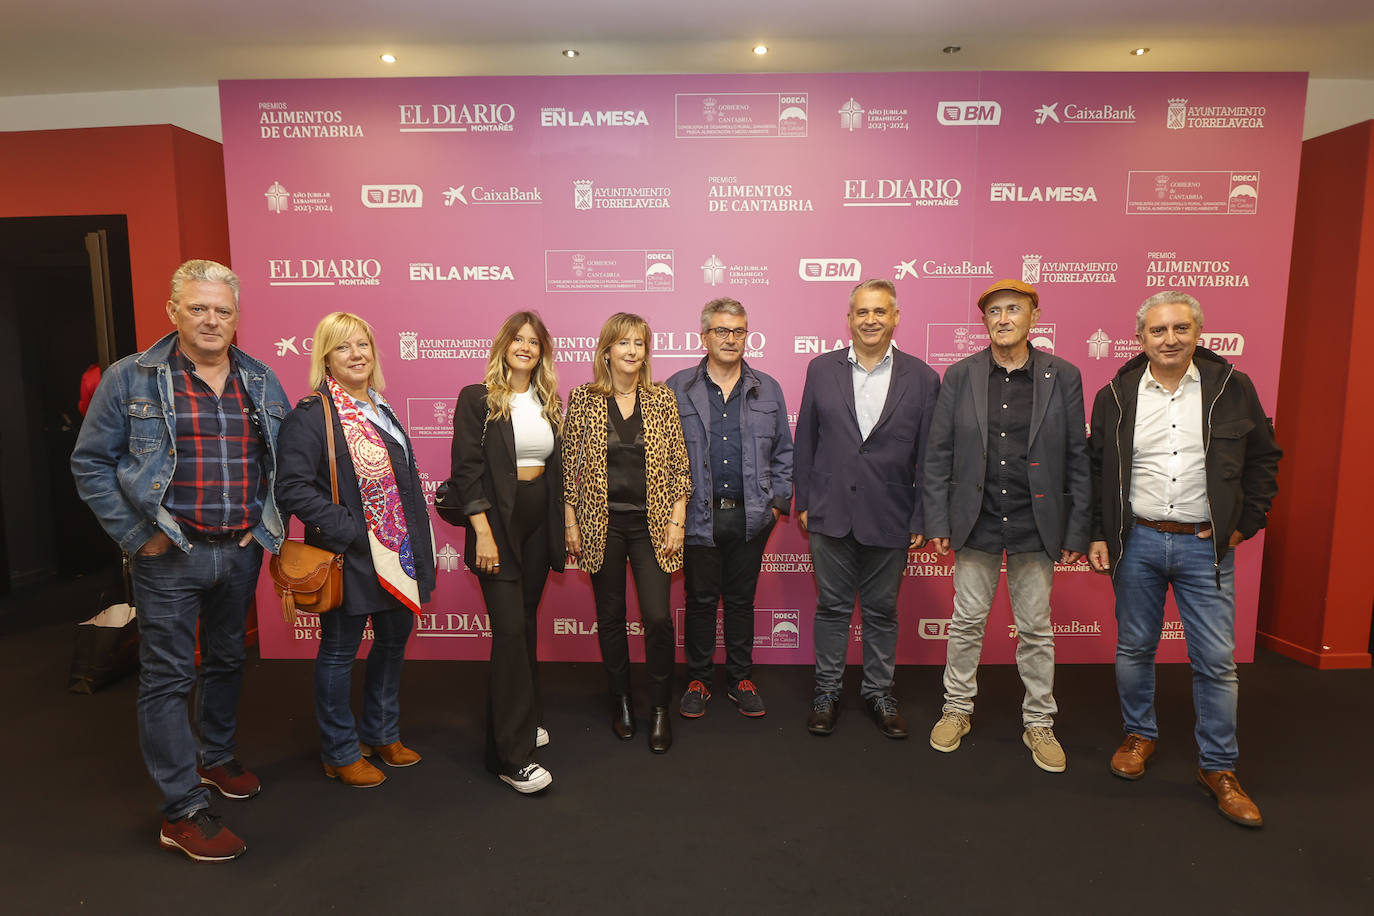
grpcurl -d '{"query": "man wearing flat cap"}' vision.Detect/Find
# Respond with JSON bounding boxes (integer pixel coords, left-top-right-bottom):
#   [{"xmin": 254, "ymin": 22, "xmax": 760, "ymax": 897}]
[{"xmin": 921, "ymin": 279, "xmax": 1090, "ymax": 771}]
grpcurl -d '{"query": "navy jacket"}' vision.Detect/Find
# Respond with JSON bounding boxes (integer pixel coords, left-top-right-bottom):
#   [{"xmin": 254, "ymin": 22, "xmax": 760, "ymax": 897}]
[
  {"xmin": 667, "ymin": 357, "xmax": 793, "ymax": 545},
  {"xmin": 793, "ymin": 346, "xmax": 940, "ymax": 549},
  {"xmin": 275, "ymin": 392, "xmax": 436, "ymax": 615}
]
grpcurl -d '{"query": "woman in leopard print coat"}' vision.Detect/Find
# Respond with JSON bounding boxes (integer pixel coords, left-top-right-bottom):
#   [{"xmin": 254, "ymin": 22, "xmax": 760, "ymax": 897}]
[{"xmin": 563, "ymin": 313, "xmax": 691, "ymax": 753}]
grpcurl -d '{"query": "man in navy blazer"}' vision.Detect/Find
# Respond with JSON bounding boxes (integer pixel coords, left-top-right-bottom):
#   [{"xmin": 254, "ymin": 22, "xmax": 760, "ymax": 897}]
[
  {"xmin": 794, "ymin": 278, "xmax": 940, "ymax": 738},
  {"xmin": 922, "ymin": 279, "xmax": 1090, "ymax": 773}
]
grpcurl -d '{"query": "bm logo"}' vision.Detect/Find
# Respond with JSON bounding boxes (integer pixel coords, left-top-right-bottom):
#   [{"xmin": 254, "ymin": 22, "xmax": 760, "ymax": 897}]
[
  {"xmin": 798, "ymin": 258, "xmax": 861, "ymax": 281},
  {"xmin": 361, "ymin": 184, "xmax": 423, "ymax": 208},
  {"xmin": 936, "ymin": 101, "xmax": 1003, "ymax": 126}
]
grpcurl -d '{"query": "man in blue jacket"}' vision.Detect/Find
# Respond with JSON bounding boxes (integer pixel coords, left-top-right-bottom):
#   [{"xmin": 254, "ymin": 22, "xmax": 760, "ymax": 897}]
[
  {"xmin": 793, "ymin": 278, "xmax": 940, "ymax": 738},
  {"xmin": 71, "ymin": 260, "xmax": 288, "ymax": 862},
  {"xmin": 668, "ymin": 298, "xmax": 792, "ymax": 718},
  {"xmin": 922, "ymin": 279, "xmax": 1090, "ymax": 772}
]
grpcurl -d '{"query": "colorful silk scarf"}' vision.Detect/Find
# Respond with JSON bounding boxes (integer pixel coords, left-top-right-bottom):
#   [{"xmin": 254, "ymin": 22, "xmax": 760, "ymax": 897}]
[{"xmin": 324, "ymin": 374, "xmax": 421, "ymax": 615}]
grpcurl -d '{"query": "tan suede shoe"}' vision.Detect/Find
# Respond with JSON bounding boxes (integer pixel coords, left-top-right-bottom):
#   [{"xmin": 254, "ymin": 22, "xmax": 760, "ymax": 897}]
[
  {"xmin": 323, "ymin": 758, "xmax": 386, "ymax": 788},
  {"xmin": 1109, "ymin": 733, "xmax": 1156, "ymax": 780},
  {"xmin": 1197, "ymin": 769, "xmax": 1263, "ymax": 828},
  {"xmin": 359, "ymin": 741, "xmax": 422, "ymax": 767}
]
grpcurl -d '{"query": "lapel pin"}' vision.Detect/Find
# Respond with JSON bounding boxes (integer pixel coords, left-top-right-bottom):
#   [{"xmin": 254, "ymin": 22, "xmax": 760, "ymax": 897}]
[{"xmin": 1044, "ymin": 372, "xmax": 1051, "ymax": 378}]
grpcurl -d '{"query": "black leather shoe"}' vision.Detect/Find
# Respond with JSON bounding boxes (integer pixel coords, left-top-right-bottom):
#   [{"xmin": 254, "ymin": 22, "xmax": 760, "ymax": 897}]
[
  {"xmin": 869, "ymin": 695, "xmax": 909, "ymax": 739},
  {"xmin": 648, "ymin": 706, "xmax": 672, "ymax": 753},
  {"xmin": 807, "ymin": 694, "xmax": 839, "ymax": 736},
  {"xmin": 612, "ymin": 696, "xmax": 635, "ymax": 740}
]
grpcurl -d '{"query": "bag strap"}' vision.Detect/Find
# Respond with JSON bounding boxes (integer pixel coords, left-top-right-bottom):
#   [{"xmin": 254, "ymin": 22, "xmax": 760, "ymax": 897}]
[{"xmin": 320, "ymin": 393, "xmax": 339, "ymax": 506}]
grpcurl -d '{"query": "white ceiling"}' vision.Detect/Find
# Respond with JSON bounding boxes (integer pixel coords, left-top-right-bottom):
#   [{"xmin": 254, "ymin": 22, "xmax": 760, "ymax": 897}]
[{"xmin": 3, "ymin": 0, "xmax": 1373, "ymax": 96}]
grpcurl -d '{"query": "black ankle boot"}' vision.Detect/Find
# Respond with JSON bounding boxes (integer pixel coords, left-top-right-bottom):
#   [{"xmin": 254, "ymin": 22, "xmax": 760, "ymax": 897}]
[
  {"xmin": 612, "ymin": 695, "xmax": 635, "ymax": 740},
  {"xmin": 648, "ymin": 706, "xmax": 672, "ymax": 753}
]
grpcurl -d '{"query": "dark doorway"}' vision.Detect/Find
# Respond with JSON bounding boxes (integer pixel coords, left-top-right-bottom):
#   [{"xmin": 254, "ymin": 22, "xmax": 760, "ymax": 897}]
[{"xmin": 0, "ymin": 215, "xmax": 137, "ymax": 595}]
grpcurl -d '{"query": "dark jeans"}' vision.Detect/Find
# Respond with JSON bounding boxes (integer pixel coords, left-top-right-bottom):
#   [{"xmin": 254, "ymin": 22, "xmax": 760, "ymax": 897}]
[
  {"xmin": 590, "ymin": 510, "xmax": 674, "ymax": 706},
  {"xmin": 315, "ymin": 606, "xmax": 414, "ymax": 767},
  {"xmin": 809, "ymin": 531, "xmax": 906, "ymax": 701},
  {"xmin": 682, "ymin": 506, "xmax": 773, "ymax": 686},
  {"xmin": 129, "ymin": 538, "xmax": 263, "ymax": 819},
  {"xmin": 480, "ymin": 476, "xmax": 550, "ymax": 775}
]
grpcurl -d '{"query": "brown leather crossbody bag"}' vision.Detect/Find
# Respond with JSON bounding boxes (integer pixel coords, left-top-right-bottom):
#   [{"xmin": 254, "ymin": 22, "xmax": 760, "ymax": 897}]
[{"xmin": 270, "ymin": 395, "xmax": 345, "ymax": 625}]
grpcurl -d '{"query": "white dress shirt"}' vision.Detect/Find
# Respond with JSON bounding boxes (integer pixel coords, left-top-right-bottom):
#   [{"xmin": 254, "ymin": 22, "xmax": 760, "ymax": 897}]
[
  {"xmin": 848, "ymin": 343, "xmax": 894, "ymax": 440},
  {"xmin": 1130, "ymin": 362, "xmax": 1208, "ymax": 523}
]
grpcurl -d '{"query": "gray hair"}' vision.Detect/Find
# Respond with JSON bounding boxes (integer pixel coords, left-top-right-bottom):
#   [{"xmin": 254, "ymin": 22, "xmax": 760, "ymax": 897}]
[
  {"xmin": 849, "ymin": 278, "xmax": 897, "ymax": 311},
  {"xmin": 1136, "ymin": 290, "xmax": 1203, "ymax": 335},
  {"xmin": 170, "ymin": 259, "xmax": 240, "ymax": 308},
  {"xmin": 699, "ymin": 297, "xmax": 747, "ymax": 334}
]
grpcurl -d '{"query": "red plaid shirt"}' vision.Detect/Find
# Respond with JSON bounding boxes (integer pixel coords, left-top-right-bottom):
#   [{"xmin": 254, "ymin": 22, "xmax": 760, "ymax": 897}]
[{"xmin": 163, "ymin": 345, "xmax": 268, "ymax": 534}]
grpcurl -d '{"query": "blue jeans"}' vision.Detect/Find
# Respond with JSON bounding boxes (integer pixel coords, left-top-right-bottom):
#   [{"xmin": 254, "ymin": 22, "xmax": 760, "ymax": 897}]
[
  {"xmin": 809, "ymin": 531, "xmax": 906, "ymax": 701},
  {"xmin": 315, "ymin": 607, "xmax": 414, "ymax": 766},
  {"xmin": 130, "ymin": 539, "xmax": 263, "ymax": 819},
  {"xmin": 1113, "ymin": 523, "xmax": 1239, "ymax": 770}
]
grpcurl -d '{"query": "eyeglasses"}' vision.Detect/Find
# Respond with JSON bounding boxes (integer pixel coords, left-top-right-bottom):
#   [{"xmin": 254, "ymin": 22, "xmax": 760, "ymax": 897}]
[{"xmin": 707, "ymin": 327, "xmax": 748, "ymax": 341}]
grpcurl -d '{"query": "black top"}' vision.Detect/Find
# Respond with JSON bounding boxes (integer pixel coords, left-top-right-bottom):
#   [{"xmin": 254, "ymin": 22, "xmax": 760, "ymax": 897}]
[
  {"xmin": 606, "ymin": 394, "xmax": 647, "ymax": 512},
  {"xmin": 966, "ymin": 359, "xmax": 1042, "ymax": 556}
]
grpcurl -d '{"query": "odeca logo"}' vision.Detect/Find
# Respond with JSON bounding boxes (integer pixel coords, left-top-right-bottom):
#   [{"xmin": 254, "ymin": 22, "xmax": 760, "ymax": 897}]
[
  {"xmin": 361, "ymin": 184, "xmax": 422, "ymax": 208},
  {"xmin": 798, "ymin": 258, "xmax": 861, "ymax": 281},
  {"xmin": 935, "ymin": 101, "xmax": 1002, "ymax": 126}
]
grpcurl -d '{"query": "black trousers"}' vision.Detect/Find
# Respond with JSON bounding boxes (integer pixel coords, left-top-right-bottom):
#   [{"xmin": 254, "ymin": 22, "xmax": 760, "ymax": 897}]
[
  {"xmin": 590, "ymin": 509, "xmax": 674, "ymax": 707},
  {"xmin": 682, "ymin": 506, "xmax": 773, "ymax": 686},
  {"xmin": 479, "ymin": 476, "xmax": 550, "ymax": 775}
]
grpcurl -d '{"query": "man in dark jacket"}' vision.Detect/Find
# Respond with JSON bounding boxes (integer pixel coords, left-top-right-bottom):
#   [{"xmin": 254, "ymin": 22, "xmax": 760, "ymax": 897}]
[
  {"xmin": 1088, "ymin": 291, "xmax": 1281, "ymax": 828},
  {"xmin": 923, "ymin": 280, "xmax": 1090, "ymax": 773},
  {"xmin": 668, "ymin": 298, "xmax": 792, "ymax": 719}
]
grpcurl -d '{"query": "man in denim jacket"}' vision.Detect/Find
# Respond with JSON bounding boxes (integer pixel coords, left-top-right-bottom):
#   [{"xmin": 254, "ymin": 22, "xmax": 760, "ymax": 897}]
[
  {"xmin": 71, "ymin": 260, "xmax": 287, "ymax": 862},
  {"xmin": 667, "ymin": 298, "xmax": 792, "ymax": 718}
]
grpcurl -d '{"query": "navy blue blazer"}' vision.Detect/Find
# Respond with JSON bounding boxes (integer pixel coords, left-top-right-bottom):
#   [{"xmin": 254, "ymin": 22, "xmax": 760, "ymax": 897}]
[
  {"xmin": 793, "ymin": 346, "xmax": 941, "ymax": 549},
  {"xmin": 921, "ymin": 347, "xmax": 1091, "ymax": 560}
]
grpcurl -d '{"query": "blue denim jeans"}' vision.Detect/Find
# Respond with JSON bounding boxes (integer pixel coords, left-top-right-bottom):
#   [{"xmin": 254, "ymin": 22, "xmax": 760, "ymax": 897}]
[
  {"xmin": 130, "ymin": 538, "xmax": 263, "ymax": 819},
  {"xmin": 1113, "ymin": 523, "xmax": 1238, "ymax": 770},
  {"xmin": 809, "ymin": 531, "xmax": 906, "ymax": 701},
  {"xmin": 315, "ymin": 607, "xmax": 414, "ymax": 766}
]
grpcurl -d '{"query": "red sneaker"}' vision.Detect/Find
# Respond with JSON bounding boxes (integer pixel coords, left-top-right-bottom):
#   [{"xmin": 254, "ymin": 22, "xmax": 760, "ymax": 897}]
[
  {"xmin": 159, "ymin": 810, "xmax": 246, "ymax": 862},
  {"xmin": 197, "ymin": 759, "xmax": 261, "ymax": 800}
]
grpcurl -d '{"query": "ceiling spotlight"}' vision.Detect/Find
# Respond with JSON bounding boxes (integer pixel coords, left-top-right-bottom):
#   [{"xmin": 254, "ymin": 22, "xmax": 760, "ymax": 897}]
[
  {"xmin": 1130, "ymin": 47, "xmax": 1149, "ymax": 56},
  {"xmin": 379, "ymin": 53, "xmax": 397, "ymax": 64},
  {"xmin": 562, "ymin": 49, "xmax": 580, "ymax": 58},
  {"xmin": 753, "ymin": 45, "xmax": 768, "ymax": 56},
  {"xmin": 942, "ymin": 46, "xmax": 961, "ymax": 54}
]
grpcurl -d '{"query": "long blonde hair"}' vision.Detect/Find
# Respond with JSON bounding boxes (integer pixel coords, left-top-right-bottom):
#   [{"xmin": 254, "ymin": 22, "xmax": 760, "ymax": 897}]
[
  {"xmin": 590, "ymin": 312, "xmax": 655, "ymax": 395},
  {"xmin": 483, "ymin": 311, "xmax": 562, "ymax": 431},
  {"xmin": 309, "ymin": 312, "xmax": 385, "ymax": 392}
]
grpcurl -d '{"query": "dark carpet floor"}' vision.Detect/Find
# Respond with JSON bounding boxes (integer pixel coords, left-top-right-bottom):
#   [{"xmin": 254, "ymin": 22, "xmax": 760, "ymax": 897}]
[{"xmin": 1, "ymin": 573, "xmax": 1371, "ymax": 915}]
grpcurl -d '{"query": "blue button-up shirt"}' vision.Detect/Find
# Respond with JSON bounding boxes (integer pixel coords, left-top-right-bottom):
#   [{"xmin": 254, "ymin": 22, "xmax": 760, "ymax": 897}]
[
  {"xmin": 706, "ymin": 372, "xmax": 744, "ymax": 499},
  {"xmin": 849, "ymin": 343, "xmax": 894, "ymax": 440}
]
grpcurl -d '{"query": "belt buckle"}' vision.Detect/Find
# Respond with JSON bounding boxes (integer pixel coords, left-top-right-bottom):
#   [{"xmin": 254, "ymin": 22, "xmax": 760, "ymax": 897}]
[{"xmin": 716, "ymin": 497, "xmax": 738, "ymax": 510}]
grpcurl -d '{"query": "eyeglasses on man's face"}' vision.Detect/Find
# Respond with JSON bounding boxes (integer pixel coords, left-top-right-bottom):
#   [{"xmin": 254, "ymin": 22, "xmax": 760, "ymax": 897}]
[{"xmin": 707, "ymin": 326, "xmax": 748, "ymax": 341}]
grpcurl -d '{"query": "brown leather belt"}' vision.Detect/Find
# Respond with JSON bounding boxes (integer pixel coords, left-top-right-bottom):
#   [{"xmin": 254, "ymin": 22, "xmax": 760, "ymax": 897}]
[{"xmin": 1136, "ymin": 518, "xmax": 1211, "ymax": 535}]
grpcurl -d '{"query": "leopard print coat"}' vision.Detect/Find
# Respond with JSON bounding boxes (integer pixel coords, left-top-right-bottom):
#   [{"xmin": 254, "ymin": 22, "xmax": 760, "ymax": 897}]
[{"xmin": 562, "ymin": 382, "xmax": 692, "ymax": 574}]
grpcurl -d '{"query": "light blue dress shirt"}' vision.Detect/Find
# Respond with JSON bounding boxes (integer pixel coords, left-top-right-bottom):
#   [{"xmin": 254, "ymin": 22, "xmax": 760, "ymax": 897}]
[{"xmin": 848, "ymin": 343, "xmax": 894, "ymax": 440}]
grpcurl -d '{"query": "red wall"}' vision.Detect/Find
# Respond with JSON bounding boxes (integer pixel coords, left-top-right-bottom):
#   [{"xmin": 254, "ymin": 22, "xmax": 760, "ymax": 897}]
[
  {"xmin": 0, "ymin": 125, "xmax": 229, "ymax": 349},
  {"xmin": 1259, "ymin": 120, "xmax": 1374, "ymax": 669}
]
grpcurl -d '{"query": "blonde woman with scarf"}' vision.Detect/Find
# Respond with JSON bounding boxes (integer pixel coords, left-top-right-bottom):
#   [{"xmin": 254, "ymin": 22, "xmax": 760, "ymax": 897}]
[{"xmin": 276, "ymin": 312, "xmax": 436, "ymax": 788}]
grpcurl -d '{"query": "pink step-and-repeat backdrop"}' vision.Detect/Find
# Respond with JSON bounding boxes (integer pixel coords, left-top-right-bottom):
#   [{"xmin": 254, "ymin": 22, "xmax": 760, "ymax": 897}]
[{"xmin": 219, "ymin": 71, "xmax": 1305, "ymax": 664}]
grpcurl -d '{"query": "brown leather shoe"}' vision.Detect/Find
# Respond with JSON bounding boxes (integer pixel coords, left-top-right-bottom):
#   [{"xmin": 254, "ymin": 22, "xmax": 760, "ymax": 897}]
[
  {"xmin": 359, "ymin": 741, "xmax": 422, "ymax": 767},
  {"xmin": 1109, "ymin": 733, "xmax": 1156, "ymax": 780},
  {"xmin": 1197, "ymin": 769, "xmax": 1263, "ymax": 828},
  {"xmin": 323, "ymin": 758, "xmax": 386, "ymax": 787}
]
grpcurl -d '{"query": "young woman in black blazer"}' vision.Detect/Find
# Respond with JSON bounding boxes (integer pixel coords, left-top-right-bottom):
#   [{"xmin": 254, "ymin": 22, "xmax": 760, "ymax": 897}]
[{"xmin": 449, "ymin": 311, "xmax": 565, "ymax": 794}]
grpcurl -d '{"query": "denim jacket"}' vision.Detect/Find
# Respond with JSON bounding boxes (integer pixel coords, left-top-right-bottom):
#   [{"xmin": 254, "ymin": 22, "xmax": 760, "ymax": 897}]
[
  {"xmin": 667, "ymin": 357, "xmax": 793, "ymax": 545},
  {"xmin": 71, "ymin": 331, "xmax": 289, "ymax": 555}
]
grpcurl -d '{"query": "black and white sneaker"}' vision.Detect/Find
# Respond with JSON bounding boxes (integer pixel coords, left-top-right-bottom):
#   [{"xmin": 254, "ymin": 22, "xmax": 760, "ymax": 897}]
[{"xmin": 500, "ymin": 763, "xmax": 552, "ymax": 795}]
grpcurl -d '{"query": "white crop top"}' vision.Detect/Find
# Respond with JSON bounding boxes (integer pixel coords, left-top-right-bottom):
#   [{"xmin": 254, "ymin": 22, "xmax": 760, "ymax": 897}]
[{"xmin": 511, "ymin": 388, "xmax": 554, "ymax": 467}]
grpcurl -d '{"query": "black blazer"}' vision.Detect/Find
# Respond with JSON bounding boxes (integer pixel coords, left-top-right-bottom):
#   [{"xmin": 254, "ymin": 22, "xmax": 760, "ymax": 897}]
[
  {"xmin": 275, "ymin": 391, "xmax": 436, "ymax": 615},
  {"xmin": 450, "ymin": 383, "xmax": 566, "ymax": 581}
]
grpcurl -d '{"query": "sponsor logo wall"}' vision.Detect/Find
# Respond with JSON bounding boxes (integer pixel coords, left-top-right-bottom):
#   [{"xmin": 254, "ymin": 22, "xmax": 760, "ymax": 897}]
[{"xmin": 221, "ymin": 71, "xmax": 1306, "ymax": 664}]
